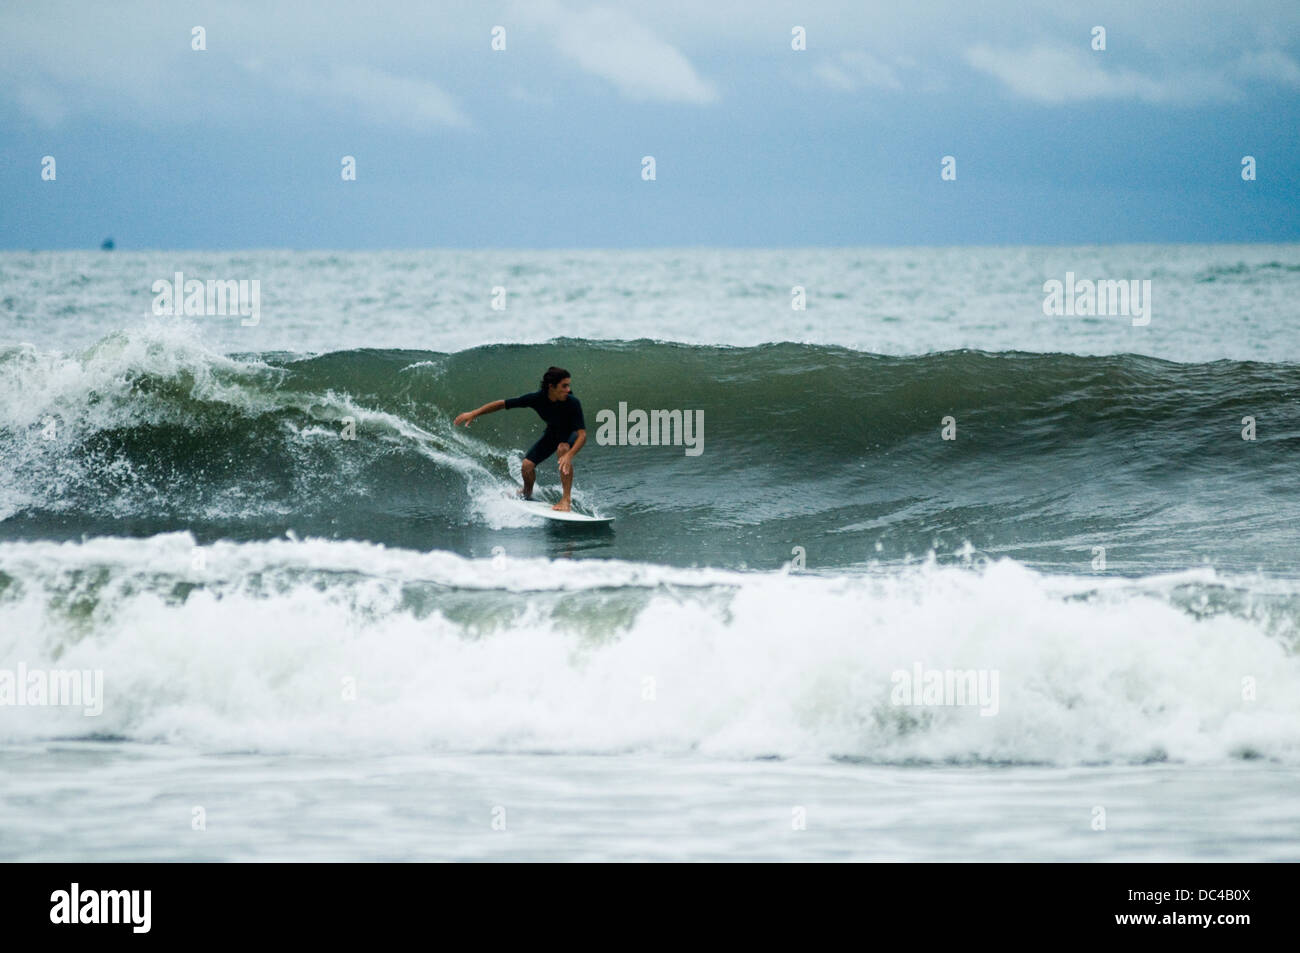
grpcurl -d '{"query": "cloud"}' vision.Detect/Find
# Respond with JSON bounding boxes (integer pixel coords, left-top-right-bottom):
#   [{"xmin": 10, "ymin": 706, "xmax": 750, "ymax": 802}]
[
  {"xmin": 963, "ymin": 43, "xmax": 1245, "ymax": 105},
  {"xmin": 815, "ymin": 51, "xmax": 904, "ymax": 91},
  {"xmin": 528, "ymin": 2, "xmax": 718, "ymax": 104},
  {"xmin": 263, "ymin": 63, "xmax": 468, "ymax": 129},
  {"xmin": 12, "ymin": 82, "xmax": 70, "ymax": 129},
  {"xmin": 1237, "ymin": 49, "xmax": 1300, "ymax": 87},
  {"xmin": 0, "ymin": 4, "xmax": 470, "ymax": 131},
  {"xmin": 509, "ymin": 85, "xmax": 555, "ymax": 107}
]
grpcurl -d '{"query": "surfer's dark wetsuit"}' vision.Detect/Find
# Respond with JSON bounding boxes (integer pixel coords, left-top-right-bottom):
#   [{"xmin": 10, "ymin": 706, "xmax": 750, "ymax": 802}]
[{"xmin": 505, "ymin": 390, "xmax": 586, "ymax": 464}]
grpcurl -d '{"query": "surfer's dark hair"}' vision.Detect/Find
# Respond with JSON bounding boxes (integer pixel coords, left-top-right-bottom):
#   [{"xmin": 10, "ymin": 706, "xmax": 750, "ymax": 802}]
[{"xmin": 541, "ymin": 366, "xmax": 571, "ymax": 392}]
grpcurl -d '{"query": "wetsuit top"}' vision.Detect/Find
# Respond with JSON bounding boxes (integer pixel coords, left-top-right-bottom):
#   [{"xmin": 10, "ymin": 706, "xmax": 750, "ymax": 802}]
[{"xmin": 504, "ymin": 390, "xmax": 586, "ymax": 435}]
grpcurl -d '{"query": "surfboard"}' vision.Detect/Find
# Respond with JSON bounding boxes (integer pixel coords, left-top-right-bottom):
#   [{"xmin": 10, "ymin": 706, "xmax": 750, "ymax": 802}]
[{"xmin": 513, "ymin": 499, "xmax": 613, "ymax": 524}]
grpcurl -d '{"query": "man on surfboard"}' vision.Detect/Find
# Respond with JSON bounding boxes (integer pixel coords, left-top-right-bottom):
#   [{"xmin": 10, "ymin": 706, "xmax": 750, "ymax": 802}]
[{"xmin": 454, "ymin": 366, "xmax": 587, "ymax": 512}]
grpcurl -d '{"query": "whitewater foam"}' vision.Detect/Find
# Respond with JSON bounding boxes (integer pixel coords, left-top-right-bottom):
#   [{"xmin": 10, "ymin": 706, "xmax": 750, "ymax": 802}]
[{"xmin": 1, "ymin": 533, "xmax": 1295, "ymax": 764}]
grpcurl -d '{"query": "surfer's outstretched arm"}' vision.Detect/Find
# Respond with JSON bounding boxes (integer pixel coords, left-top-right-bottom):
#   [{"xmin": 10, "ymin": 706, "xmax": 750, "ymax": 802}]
[{"xmin": 454, "ymin": 400, "xmax": 505, "ymax": 427}]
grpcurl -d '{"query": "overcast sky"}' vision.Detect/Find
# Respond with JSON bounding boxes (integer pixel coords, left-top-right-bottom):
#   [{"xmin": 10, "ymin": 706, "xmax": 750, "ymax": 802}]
[{"xmin": 2, "ymin": 0, "xmax": 1298, "ymax": 249}]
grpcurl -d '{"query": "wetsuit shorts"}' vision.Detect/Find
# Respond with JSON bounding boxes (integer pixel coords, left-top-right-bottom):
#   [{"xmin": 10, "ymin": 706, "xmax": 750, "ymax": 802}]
[{"xmin": 525, "ymin": 430, "xmax": 579, "ymax": 465}]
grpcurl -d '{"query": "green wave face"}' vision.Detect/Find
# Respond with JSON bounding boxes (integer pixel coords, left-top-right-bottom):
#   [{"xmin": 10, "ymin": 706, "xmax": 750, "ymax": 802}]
[{"xmin": 3, "ymin": 338, "xmax": 1298, "ymax": 573}]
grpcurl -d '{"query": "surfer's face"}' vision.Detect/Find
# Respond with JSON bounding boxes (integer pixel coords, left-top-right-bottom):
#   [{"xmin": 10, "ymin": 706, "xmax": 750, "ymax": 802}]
[{"xmin": 548, "ymin": 378, "xmax": 572, "ymax": 401}]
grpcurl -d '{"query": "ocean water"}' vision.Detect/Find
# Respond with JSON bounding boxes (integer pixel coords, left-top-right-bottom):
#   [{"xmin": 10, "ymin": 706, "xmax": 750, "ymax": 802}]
[{"xmin": 2, "ymin": 245, "xmax": 1300, "ymax": 861}]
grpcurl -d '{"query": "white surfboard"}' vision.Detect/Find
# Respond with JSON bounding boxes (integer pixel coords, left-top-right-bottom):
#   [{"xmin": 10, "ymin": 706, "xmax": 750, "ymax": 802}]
[{"xmin": 513, "ymin": 499, "xmax": 613, "ymax": 524}]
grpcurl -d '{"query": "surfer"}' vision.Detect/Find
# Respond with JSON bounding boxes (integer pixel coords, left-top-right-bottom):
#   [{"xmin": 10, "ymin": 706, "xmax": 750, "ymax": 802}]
[{"xmin": 454, "ymin": 366, "xmax": 587, "ymax": 512}]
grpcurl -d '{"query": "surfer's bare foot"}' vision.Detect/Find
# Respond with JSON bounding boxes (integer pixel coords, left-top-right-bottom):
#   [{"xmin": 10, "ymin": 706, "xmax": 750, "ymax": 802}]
[
  {"xmin": 515, "ymin": 489, "xmax": 532, "ymax": 500},
  {"xmin": 552, "ymin": 499, "xmax": 572, "ymax": 512}
]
